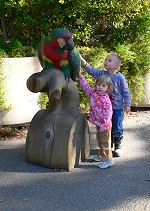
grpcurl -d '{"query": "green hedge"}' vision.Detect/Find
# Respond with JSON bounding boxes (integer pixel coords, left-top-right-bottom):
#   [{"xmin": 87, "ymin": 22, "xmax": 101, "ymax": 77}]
[{"xmin": 0, "ymin": 0, "xmax": 149, "ymax": 110}]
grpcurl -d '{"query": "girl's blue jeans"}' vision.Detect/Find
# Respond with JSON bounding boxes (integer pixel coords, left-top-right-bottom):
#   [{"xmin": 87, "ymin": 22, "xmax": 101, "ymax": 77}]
[{"xmin": 112, "ymin": 109, "xmax": 124, "ymax": 141}]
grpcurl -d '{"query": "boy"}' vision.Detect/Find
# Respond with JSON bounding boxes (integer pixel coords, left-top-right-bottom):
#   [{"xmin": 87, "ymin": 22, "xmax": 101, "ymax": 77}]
[{"xmin": 80, "ymin": 53, "xmax": 131, "ymax": 157}]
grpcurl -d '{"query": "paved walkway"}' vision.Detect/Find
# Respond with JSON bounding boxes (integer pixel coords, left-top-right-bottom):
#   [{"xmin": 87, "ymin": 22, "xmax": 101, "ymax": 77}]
[{"xmin": 0, "ymin": 111, "xmax": 150, "ymax": 211}]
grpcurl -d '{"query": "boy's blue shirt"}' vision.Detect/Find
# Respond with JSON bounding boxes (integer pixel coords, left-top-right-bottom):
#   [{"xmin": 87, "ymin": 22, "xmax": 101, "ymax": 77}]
[{"xmin": 85, "ymin": 64, "xmax": 131, "ymax": 109}]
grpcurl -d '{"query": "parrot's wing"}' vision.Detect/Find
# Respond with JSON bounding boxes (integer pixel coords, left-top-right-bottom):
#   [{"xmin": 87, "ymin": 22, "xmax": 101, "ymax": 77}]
[
  {"xmin": 68, "ymin": 48, "xmax": 81, "ymax": 81},
  {"xmin": 37, "ymin": 37, "xmax": 52, "ymax": 68}
]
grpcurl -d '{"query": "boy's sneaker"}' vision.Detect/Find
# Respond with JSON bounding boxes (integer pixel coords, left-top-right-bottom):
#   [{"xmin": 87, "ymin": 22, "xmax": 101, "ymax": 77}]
[
  {"xmin": 113, "ymin": 148, "xmax": 122, "ymax": 157},
  {"xmin": 99, "ymin": 160, "xmax": 114, "ymax": 169},
  {"xmin": 113, "ymin": 139, "xmax": 122, "ymax": 157},
  {"xmin": 113, "ymin": 141, "xmax": 122, "ymax": 157},
  {"xmin": 93, "ymin": 155, "xmax": 102, "ymax": 162}
]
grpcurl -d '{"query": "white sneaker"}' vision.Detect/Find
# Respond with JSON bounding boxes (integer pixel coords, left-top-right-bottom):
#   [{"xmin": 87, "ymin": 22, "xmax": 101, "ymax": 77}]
[
  {"xmin": 99, "ymin": 160, "xmax": 114, "ymax": 169},
  {"xmin": 115, "ymin": 148, "xmax": 122, "ymax": 157},
  {"xmin": 93, "ymin": 156, "xmax": 102, "ymax": 162},
  {"xmin": 113, "ymin": 148, "xmax": 122, "ymax": 157}
]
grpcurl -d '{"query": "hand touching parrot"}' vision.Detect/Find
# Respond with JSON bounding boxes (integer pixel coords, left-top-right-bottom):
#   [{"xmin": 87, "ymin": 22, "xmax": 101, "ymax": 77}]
[{"xmin": 37, "ymin": 28, "xmax": 81, "ymax": 83}]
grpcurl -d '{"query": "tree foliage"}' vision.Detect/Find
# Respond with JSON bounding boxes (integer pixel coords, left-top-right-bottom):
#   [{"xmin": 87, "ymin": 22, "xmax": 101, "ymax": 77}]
[
  {"xmin": 1, "ymin": 0, "xmax": 149, "ymax": 46},
  {"xmin": 0, "ymin": 0, "xmax": 150, "ymax": 108}
]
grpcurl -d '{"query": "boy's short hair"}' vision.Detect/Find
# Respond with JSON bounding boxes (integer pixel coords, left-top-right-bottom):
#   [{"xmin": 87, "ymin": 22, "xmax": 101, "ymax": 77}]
[
  {"xmin": 96, "ymin": 75, "xmax": 114, "ymax": 93},
  {"xmin": 108, "ymin": 52, "xmax": 122, "ymax": 66}
]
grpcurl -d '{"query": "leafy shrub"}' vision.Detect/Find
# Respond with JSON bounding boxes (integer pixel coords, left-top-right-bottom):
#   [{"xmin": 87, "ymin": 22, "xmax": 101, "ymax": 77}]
[
  {"xmin": 0, "ymin": 39, "xmax": 36, "ymax": 57},
  {"xmin": 116, "ymin": 31, "xmax": 150, "ymax": 103},
  {"xmin": 76, "ymin": 46, "xmax": 108, "ymax": 111},
  {"xmin": 39, "ymin": 40, "xmax": 150, "ymax": 110},
  {"xmin": 0, "ymin": 0, "xmax": 149, "ymax": 110},
  {"xmin": 0, "ymin": 59, "xmax": 8, "ymax": 110},
  {"xmin": 38, "ymin": 93, "xmax": 49, "ymax": 109}
]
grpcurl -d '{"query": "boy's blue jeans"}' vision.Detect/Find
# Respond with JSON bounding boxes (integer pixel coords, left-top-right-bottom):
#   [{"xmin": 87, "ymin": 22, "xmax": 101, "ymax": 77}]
[{"xmin": 112, "ymin": 109, "xmax": 124, "ymax": 142}]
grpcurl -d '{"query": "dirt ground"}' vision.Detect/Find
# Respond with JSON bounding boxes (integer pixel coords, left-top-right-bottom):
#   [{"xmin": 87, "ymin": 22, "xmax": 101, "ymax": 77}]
[{"xmin": 0, "ymin": 125, "xmax": 29, "ymax": 141}]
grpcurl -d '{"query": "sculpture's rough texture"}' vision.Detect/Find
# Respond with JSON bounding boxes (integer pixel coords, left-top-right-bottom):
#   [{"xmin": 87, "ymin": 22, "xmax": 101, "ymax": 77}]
[{"xmin": 25, "ymin": 69, "xmax": 90, "ymax": 171}]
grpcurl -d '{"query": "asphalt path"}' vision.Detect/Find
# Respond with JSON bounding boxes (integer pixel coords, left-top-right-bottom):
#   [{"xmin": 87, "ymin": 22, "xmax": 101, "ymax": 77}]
[{"xmin": 0, "ymin": 111, "xmax": 150, "ymax": 211}]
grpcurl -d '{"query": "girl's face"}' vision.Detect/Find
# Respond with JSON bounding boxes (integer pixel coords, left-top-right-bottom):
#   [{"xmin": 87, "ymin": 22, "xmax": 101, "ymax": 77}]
[{"xmin": 96, "ymin": 82, "xmax": 108, "ymax": 94}]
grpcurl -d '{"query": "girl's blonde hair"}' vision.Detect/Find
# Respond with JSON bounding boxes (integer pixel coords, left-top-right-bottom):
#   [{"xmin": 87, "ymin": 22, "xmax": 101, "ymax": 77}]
[{"xmin": 96, "ymin": 75, "xmax": 114, "ymax": 93}]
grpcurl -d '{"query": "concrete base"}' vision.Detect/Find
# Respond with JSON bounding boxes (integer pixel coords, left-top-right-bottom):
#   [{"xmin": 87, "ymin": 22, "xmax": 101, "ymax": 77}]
[
  {"xmin": 0, "ymin": 57, "xmax": 42, "ymax": 126},
  {"xmin": 131, "ymin": 72, "xmax": 150, "ymax": 107}
]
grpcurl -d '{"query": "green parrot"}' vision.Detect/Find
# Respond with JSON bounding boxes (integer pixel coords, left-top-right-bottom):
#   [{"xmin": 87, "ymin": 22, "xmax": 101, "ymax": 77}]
[{"xmin": 37, "ymin": 28, "xmax": 81, "ymax": 82}]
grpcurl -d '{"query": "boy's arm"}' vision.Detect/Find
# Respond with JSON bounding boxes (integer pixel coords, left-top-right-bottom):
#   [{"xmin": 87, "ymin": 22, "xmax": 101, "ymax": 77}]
[
  {"xmin": 124, "ymin": 106, "xmax": 131, "ymax": 113},
  {"xmin": 80, "ymin": 56, "xmax": 87, "ymax": 68},
  {"xmin": 80, "ymin": 55, "xmax": 103, "ymax": 78},
  {"xmin": 120, "ymin": 76, "xmax": 131, "ymax": 113}
]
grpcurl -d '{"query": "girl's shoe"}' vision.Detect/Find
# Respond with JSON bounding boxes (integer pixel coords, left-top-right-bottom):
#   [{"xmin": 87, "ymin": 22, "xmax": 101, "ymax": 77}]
[
  {"xmin": 93, "ymin": 155, "xmax": 102, "ymax": 162},
  {"xmin": 99, "ymin": 160, "xmax": 114, "ymax": 169}
]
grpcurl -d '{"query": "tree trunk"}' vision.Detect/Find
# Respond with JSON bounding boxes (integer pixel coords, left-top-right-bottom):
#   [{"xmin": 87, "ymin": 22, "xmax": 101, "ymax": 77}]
[{"xmin": 1, "ymin": 16, "xmax": 9, "ymax": 42}]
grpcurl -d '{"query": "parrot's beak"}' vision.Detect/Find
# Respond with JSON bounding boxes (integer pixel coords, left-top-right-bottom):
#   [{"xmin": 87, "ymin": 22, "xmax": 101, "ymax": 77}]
[
  {"xmin": 57, "ymin": 38, "xmax": 66, "ymax": 48},
  {"xmin": 62, "ymin": 38, "xmax": 74, "ymax": 51}
]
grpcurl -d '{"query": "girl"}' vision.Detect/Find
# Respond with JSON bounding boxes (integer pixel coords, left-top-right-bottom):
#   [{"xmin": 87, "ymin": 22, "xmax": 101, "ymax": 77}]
[{"xmin": 79, "ymin": 71, "xmax": 114, "ymax": 169}]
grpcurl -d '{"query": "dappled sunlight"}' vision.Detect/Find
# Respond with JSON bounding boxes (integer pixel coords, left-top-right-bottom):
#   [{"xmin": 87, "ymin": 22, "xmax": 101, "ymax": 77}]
[{"xmin": 109, "ymin": 197, "xmax": 150, "ymax": 211}]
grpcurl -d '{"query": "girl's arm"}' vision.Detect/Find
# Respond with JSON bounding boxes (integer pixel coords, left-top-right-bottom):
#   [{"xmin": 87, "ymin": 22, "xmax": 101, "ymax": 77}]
[{"xmin": 79, "ymin": 76, "xmax": 94, "ymax": 96}]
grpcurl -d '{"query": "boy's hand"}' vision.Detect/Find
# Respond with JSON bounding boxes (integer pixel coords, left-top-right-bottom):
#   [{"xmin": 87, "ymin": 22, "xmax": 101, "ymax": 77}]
[
  {"xmin": 124, "ymin": 106, "xmax": 131, "ymax": 113},
  {"xmin": 78, "ymin": 68, "xmax": 82, "ymax": 77},
  {"xmin": 80, "ymin": 54, "xmax": 87, "ymax": 67}
]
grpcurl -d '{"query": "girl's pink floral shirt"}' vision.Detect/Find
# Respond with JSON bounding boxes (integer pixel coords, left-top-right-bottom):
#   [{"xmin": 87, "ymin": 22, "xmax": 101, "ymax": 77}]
[{"xmin": 79, "ymin": 76, "xmax": 113, "ymax": 132}]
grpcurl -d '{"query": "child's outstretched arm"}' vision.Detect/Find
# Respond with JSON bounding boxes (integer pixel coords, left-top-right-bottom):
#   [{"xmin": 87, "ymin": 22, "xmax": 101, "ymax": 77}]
[
  {"xmin": 80, "ymin": 55, "xmax": 87, "ymax": 68},
  {"xmin": 78, "ymin": 73, "xmax": 93, "ymax": 97},
  {"xmin": 80, "ymin": 54, "xmax": 102, "ymax": 78},
  {"xmin": 78, "ymin": 67, "xmax": 82, "ymax": 78}
]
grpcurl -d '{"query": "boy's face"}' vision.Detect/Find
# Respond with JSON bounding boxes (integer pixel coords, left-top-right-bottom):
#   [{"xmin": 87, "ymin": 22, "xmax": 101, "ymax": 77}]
[{"xmin": 104, "ymin": 55, "xmax": 120, "ymax": 71}]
